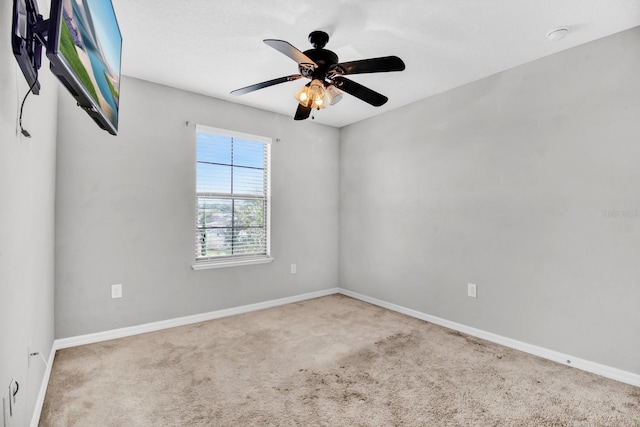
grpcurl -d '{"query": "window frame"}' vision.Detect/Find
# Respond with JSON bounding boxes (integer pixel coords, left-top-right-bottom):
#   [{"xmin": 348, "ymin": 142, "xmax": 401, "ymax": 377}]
[{"xmin": 192, "ymin": 125, "xmax": 273, "ymax": 270}]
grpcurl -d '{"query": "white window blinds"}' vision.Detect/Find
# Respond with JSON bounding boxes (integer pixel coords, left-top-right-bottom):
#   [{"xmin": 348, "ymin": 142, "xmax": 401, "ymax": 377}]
[{"xmin": 195, "ymin": 125, "xmax": 271, "ymax": 263}]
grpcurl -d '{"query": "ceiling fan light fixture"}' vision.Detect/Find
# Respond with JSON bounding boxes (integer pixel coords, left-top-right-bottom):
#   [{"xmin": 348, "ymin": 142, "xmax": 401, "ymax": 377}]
[
  {"xmin": 294, "ymin": 83, "xmax": 312, "ymax": 107},
  {"xmin": 309, "ymin": 79, "xmax": 327, "ymax": 110},
  {"xmin": 325, "ymin": 84, "xmax": 343, "ymax": 105},
  {"xmin": 232, "ymin": 31, "xmax": 406, "ymax": 120},
  {"xmin": 296, "ymin": 79, "xmax": 327, "ymax": 110}
]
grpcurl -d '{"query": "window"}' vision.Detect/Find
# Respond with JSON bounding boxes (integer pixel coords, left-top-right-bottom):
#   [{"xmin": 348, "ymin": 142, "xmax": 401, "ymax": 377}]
[{"xmin": 193, "ymin": 125, "xmax": 272, "ymax": 269}]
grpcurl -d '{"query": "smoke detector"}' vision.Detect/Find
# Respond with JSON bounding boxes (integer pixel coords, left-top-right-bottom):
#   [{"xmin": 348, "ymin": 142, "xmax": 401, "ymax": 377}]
[{"xmin": 547, "ymin": 27, "xmax": 569, "ymax": 42}]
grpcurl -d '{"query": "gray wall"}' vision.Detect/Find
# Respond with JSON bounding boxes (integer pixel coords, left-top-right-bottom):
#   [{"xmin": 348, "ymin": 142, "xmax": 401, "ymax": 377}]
[
  {"xmin": 0, "ymin": 0, "xmax": 57, "ymax": 423},
  {"xmin": 55, "ymin": 76, "xmax": 340, "ymax": 338},
  {"xmin": 7, "ymin": 12, "xmax": 636, "ymax": 414},
  {"xmin": 340, "ymin": 27, "xmax": 640, "ymax": 374}
]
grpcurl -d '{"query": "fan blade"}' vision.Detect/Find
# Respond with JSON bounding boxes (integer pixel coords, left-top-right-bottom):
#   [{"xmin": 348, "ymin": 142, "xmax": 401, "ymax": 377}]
[
  {"xmin": 264, "ymin": 39, "xmax": 318, "ymax": 66},
  {"xmin": 331, "ymin": 76, "xmax": 388, "ymax": 107},
  {"xmin": 231, "ymin": 75, "xmax": 303, "ymax": 96},
  {"xmin": 294, "ymin": 103, "xmax": 312, "ymax": 120},
  {"xmin": 336, "ymin": 56, "xmax": 405, "ymax": 75}
]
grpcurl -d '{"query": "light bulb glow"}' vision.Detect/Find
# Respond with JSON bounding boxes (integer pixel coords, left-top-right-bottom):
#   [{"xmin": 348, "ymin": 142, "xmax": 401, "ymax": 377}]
[
  {"xmin": 308, "ymin": 80, "xmax": 327, "ymax": 110},
  {"xmin": 295, "ymin": 80, "xmax": 329, "ymax": 110},
  {"xmin": 294, "ymin": 84, "xmax": 312, "ymax": 107}
]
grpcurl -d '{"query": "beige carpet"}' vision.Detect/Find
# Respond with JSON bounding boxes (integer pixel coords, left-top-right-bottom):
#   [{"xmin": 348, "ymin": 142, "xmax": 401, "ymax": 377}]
[{"xmin": 40, "ymin": 295, "xmax": 639, "ymax": 426}]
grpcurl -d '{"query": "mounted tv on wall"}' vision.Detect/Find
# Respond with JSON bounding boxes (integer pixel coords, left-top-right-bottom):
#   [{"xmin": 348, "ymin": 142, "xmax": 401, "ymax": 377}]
[
  {"xmin": 10, "ymin": 0, "xmax": 122, "ymax": 135},
  {"xmin": 11, "ymin": 0, "xmax": 45, "ymax": 94},
  {"xmin": 47, "ymin": 0, "xmax": 122, "ymax": 135}
]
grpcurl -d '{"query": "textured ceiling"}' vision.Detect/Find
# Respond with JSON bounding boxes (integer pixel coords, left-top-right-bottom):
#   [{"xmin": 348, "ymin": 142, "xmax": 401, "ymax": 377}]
[{"xmin": 111, "ymin": 0, "xmax": 640, "ymax": 128}]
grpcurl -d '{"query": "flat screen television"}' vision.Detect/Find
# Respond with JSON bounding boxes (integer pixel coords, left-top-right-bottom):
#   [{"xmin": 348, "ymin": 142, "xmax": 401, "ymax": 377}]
[{"xmin": 47, "ymin": 0, "xmax": 122, "ymax": 135}]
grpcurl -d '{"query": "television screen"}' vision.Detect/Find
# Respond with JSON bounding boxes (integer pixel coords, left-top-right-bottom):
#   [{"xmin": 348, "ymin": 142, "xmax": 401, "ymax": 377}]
[
  {"xmin": 47, "ymin": 0, "xmax": 122, "ymax": 135},
  {"xmin": 11, "ymin": 0, "xmax": 43, "ymax": 94}
]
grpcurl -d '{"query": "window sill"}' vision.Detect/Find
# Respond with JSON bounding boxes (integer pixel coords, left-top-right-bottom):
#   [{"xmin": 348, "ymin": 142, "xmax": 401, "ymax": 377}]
[{"xmin": 192, "ymin": 257, "xmax": 274, "ymax": 270}]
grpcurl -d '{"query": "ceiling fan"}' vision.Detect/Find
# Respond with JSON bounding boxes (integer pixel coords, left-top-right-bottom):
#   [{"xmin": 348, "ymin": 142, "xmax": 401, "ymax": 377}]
[{"xmin": 230, "ymin": 31, "xmax": 406, "ymax": 120}]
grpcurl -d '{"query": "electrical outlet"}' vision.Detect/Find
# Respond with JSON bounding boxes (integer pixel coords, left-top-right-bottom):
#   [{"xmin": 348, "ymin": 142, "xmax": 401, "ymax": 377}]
[
  {"xmin": 468, "ymin": 283, "xmax": 477, "ymax": 298},
  {"xmin": 290, "ymin": 264, "xmax": 296, "ymax": 274},
  {"xmin": 111, "ymin": 284, "xmax": 122, "ymax": 299},
  {"xmin": 28, "ymin": 344, "xmax": 42, "ymax": 371}
]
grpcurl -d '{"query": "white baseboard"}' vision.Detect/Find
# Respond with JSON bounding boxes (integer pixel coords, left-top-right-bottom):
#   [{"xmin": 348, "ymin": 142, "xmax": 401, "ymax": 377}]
[
  {"xmin": 338, "ymin": 288, "xmax": 640, "ymax": 388},
  {"xmin": 29, "ymin": 344, "xmax": 56, "ymax": 427},
  {"xmin": 54, "ymin": 288, "xmax": 340, "ymax": 350}
]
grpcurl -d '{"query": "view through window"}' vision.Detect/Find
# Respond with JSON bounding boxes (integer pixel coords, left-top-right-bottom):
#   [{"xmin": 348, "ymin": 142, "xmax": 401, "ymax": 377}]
[{"xmin": 195, "ymin": 126, "xmax": 271, "ymax": 263}]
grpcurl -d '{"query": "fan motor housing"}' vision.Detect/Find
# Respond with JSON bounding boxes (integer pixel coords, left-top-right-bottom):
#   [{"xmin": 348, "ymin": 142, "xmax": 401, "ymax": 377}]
[
  {"xmin": 298, "ymin": 31, "xmax": 339, "ymax": 79},
  {"xmin": 301, "ymin": 48, "xmax": 339, "ymax": 79}
]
